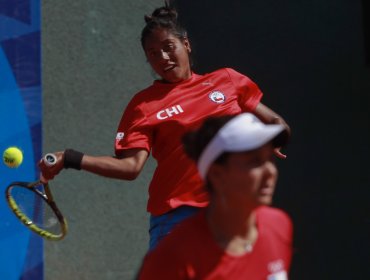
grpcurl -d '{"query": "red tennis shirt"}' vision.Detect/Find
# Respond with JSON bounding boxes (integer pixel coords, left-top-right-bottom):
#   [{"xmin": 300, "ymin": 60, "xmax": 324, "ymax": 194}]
[
  {"xmin": 115, "ymin": 68, "xmax": 263, "ymax": 215},
  {"xmin": 138, "ymin": 206, "xmax": 293, "ymax": 279}
]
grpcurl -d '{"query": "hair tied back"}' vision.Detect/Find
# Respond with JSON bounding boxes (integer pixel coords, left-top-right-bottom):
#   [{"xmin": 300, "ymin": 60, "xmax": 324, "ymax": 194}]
[{"xmin": 145, "ymin": 5, "xmax": 178, "ymax": 24}]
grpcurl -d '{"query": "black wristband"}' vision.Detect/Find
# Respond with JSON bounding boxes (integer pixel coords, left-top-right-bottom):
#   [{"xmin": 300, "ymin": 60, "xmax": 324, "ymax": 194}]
[{"xmin": 64, "ymin": 149, "xmax": 84, "ymax": 170}]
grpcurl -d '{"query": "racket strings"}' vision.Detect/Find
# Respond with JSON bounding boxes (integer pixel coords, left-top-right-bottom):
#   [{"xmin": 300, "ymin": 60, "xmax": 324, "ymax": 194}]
[{"xmin": 9, "ymin": 185, "xmax": 63, "ymax": 235}]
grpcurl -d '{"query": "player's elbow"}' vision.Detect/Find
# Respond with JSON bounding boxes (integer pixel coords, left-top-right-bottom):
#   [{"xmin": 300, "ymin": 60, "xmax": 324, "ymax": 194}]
[
  {"xmin": 119, "ymin": 160, "xmax": 143, "ymax": 181},
  {"xmin": 116, "ymin": 150, "xmax": 148, "ymax": 181},
  {"xmin": 124, "ymin": 170, "xmax": 140, "ymax": 181}
]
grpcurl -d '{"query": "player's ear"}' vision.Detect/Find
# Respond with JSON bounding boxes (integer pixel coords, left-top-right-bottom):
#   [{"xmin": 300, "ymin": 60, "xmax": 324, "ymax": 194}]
[
  {"xmin": 183, "ymin": 37, "xmax": 191, "ymax": 53},
  {"xmin": 207, "ymin": 164, "xmax": 226, "ymax": 192}
]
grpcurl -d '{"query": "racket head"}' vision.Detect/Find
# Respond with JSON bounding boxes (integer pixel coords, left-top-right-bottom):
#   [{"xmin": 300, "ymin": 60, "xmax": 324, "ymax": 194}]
[{"xmin": 5, "ymin": 181, "xmax": 68, "ymax": 241}]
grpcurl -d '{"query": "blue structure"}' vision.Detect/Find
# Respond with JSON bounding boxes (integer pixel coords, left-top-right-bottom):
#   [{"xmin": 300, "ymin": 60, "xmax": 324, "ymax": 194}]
[{"xmin": 0, "ymin": 0, "xmax": 43, "ymax": 279}]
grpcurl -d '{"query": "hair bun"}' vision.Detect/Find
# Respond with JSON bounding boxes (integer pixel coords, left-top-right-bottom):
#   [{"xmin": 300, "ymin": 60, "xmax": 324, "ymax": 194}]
[{"xmin": 145, "ymin": 6, "xmax": 178, "ymax": 24}]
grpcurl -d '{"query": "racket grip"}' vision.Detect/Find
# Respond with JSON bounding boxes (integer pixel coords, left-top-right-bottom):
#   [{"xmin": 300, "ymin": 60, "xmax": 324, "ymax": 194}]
[
  {"xmin": 39, "ymin": 153, "xmax": 57, "ymax": 183},
  {"xmin": 43, "ymin": 153, "xmax": 57, "ymax": 167}
]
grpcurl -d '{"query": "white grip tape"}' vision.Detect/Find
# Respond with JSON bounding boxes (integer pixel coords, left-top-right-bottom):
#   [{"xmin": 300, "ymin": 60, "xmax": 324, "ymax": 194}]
[{"xmin": 43, "ymin": 153, "xmax": 57, "ymax": 167}]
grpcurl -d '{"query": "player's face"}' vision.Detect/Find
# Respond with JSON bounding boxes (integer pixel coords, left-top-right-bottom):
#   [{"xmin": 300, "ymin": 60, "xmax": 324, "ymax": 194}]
[
  {"xmin": 213, "ymin": 143, "xmax": 278, "ymax": 208},
  {"xmin": 144, "ymin": 28, "xmax": 192, "ymax": 83}
]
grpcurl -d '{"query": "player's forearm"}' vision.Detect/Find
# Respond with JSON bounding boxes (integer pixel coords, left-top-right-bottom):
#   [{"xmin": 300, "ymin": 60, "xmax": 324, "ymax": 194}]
[
  {"xmin": 271, "ymin": 116, "xmax": 291, "ymax": 137},
  {"xmin": 81, "ymin": 155, "xmax": 142, "ymax": 180},
  {"xmin": 254, "ymin": 103, "xmax": 291, "ymax": 137}
]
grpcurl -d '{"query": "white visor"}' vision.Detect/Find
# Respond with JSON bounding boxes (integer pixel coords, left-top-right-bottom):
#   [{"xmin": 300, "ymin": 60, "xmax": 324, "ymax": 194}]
[{"xmin": 197, "ymin": 113, "xmax": 286, "ymax": 179}]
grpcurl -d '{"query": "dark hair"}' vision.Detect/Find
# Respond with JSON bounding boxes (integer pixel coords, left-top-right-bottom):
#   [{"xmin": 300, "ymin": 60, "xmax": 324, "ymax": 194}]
[
  {"xmin": 183, "ymin": 114, "xmax": 290, "ymax": 163},
  {"xmin": 141, "ymin": 5, "xmax": 188, "ymax": 49},
  {"xmin": 183, "ymin": 115, "xmax": 235, "ymax": 191},
  {"xmin": 183, "ymin": 115, "xmax": 236, "ymax": 165}
]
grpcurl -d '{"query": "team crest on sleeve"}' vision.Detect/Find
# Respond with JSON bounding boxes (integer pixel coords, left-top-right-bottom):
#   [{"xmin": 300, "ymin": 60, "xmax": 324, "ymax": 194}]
[
  {"xmin": 116, "ymin": 132, "xmax": 125, "ymax": 140},
  {"xmin": 209, "ymin": 91, "xmax": 226, "ymax": 104}
]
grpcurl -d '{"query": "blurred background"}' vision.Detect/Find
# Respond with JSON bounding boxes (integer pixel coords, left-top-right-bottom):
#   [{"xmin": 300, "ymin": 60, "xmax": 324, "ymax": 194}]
[{"xmin": 1, "ymin": 0, "xmax": 369, "ymax": 279}]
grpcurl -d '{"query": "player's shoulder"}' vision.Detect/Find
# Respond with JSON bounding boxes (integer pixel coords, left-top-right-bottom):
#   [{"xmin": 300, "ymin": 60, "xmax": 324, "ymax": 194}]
[
  {"xmin": 204, "ymin": 68, "xmax": 250, "ymax": 85},
  {"xmin": 257, "ymin": 206, "xmax": 293, "ymax": 246},
  {"xmin": 143, "ymin": 212, "xmax": 205, "ymax": 268},
  {"xmin": 257, "ymin": 206, "xmax": 292, "ymax": 227},
  {"xmin": 257, "ymin": 206, "xmax": 291, "ymax": 219},
  {"xmin": 124, "ymin": 83, "xmax": 163, "ymax": 111},
  {"xmin": 138, "ymin": 216, "xmax": 203, "ymax": 280},
  {"xmin": 203, "ymin": 67, "xmax": 239, "ymax": 77},
  {"xmin": 130, "ymin": 84, "xmax": 156, "ymax": 102},
  {"xmin": 157, "ymin": 211, "xmax": 206, "ymax": 249}
]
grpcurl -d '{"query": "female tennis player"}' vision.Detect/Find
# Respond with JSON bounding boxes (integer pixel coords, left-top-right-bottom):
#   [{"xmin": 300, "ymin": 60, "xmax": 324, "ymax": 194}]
[
  {"xmin": 39, "ymin": 4, "xmax": 291, "ymax": 250},
  {"xmin": 137, "ymin": 113, "xmax": 293, "ymax": 279}
]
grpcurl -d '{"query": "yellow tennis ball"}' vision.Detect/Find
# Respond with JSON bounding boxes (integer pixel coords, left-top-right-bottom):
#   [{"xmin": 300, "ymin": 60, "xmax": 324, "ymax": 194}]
[{"xmin": 3, "ymin": 147, "xmax": 23, "ymax": 168}]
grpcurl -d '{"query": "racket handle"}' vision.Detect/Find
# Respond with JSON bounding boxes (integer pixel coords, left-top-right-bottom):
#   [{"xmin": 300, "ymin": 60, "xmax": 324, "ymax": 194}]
[
  {"xmin": 43, "ymin": 153, "xmax": 57, "ymax": 167},
  {"xmin": 40, "ymin": 153, "xmax": 57, "ymax": 183}
]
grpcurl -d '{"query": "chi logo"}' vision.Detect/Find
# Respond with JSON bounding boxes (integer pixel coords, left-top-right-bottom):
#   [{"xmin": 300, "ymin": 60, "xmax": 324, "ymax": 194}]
[
  {"xmin": 156, "ymin": 105, "xmax": 184, "ymax": 120},
  {"xmin": 209, "ymin": 91, "xmax": 226, "ymax": 104}
]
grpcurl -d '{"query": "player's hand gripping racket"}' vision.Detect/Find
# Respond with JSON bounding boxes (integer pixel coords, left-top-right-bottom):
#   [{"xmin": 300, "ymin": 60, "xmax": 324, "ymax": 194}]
[{"xmin": 5, "ymin": 153, "xmax": 68, "ymax": 241}]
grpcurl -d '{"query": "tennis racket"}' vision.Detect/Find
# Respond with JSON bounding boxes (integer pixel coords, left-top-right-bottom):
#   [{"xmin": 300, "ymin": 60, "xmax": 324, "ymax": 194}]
[{"xmin": 5, "ymin": 153, "xmax": 68, "ymax": 241}]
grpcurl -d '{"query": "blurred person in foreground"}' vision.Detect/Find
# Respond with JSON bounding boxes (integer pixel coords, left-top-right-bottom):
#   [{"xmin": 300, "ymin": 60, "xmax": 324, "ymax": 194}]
[{"xmin": 138, "ymin": 113, "xmax": 293, "ymax": 279}]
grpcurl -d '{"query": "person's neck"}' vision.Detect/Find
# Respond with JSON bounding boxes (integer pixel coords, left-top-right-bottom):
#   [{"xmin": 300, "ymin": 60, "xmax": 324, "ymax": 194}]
[
  {"xmin": 158, "ymin": 71, "xmax": 193, "ymax": 84},
  {"xmin": 206, "ymin": 202, "xmax": 258, "ymax": 256}
]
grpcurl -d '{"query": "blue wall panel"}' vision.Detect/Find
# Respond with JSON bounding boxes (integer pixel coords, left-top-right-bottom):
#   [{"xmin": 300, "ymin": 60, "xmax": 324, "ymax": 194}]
[{"xmin": 0, "ymin": 0, "xmax": 43, "ymax": 279}]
